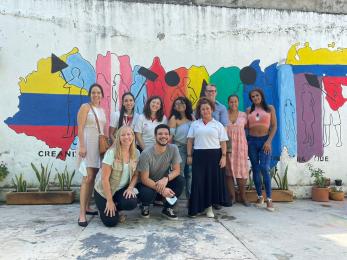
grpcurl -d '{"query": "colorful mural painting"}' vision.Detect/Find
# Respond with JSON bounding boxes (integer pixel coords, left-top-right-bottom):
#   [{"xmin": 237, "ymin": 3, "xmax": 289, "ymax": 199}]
[{"xmin": 4, "ymin": 43, "xmax": 347, "ymax": 164}]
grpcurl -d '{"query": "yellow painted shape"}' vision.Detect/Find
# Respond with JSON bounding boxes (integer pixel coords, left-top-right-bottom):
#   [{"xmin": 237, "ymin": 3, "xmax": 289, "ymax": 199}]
[
  {"xmin": 187, "ymin": 66, "xmax": 209, "ymax": 109},
  {"xmin": 20, "ymin": 47, "xmax": 88, "ymax": 95},
  {"xmin": 286, "ymin": 42, "xmax": 347, "ymax": 65}
]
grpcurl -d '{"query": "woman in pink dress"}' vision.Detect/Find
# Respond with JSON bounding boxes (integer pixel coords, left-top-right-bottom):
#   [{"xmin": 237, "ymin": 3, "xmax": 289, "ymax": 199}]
[{"xmin": 225, "ymin": 95, "xmax": 250, "ymax": 206}]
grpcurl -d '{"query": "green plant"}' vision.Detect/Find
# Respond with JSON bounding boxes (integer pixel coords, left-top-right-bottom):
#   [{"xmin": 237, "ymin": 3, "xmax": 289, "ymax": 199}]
[
  {"xmin": 0, "ymin": 161, "xmax": 9, "ymax": 182},
  {"xmin": 55, "ymin": 166, "xmax": 76, "ymax": 191},
  {"xmin": 247, "ymin": 169, "xmax": 254, "ymax": 190},
  {"xmin": 31, "ymin": 162, "xmax": 53, "ymax": 192},
  {"xmin": 307, "ymin": 163, "xmax": 327, "ymax": 188},
  {"xmin": 331, "ymin": 186, "xmax": 343, "ymax": 192},
  {"xmin": 12, "ymin": 173, "xmax": 27, "ymax": 192},
  {"xmin": 270, "ymin": 165, "xmax": 289, "ymax": 190}
]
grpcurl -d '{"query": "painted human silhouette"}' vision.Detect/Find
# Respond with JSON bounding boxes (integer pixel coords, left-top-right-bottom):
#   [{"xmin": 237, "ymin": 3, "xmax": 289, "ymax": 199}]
[
  {"xmin": 62, "ymin": 67, "xmax": 84, "ymax": 138},
  {"xmin": 301, "ymin": 83, "xmax": 315, "ymax": 146}
]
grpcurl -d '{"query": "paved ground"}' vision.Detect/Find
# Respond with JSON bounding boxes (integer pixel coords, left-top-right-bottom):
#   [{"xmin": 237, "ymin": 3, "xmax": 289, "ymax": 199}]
[{"xmin": 0, "ymin": 199, "xmax": 346, "ymax": 260}]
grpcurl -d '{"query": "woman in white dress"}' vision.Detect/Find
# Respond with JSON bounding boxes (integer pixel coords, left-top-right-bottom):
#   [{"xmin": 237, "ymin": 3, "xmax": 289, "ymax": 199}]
[{"xmin": 77, "ymin": 83, "xmax": 107, "ymax": 227}]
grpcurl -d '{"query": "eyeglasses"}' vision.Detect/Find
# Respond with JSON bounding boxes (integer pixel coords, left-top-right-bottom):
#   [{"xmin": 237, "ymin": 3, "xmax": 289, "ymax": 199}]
[{"xmin": 205, "ymin": 90, "xmax": 216, "ymax": 93}]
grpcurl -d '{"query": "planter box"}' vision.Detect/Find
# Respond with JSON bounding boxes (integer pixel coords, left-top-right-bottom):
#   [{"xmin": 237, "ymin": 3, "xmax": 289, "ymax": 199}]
[
  {"xmin": 329, "ymin": 191, "xmax": 345, "ymax": 201},
  {"xmin": 311, "ymin": 187, "xmax": 329, "ymax": 202},
  {"xmin": 236, "ymin": 189, "xmax": 294, "ymax": 202},
  {"xmin": 6, "ymin": 191, "xmax": 75, "ymax": 205}
]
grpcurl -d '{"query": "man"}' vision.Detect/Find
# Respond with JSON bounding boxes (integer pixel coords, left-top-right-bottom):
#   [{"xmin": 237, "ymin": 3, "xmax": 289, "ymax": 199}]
[
  {"xmin": 205, "ymin": 84, "xmax": 228, "ymax": 126},
  {"xmin": 137, "ymin": 124, "xmax": 184, "ymax": 220}
]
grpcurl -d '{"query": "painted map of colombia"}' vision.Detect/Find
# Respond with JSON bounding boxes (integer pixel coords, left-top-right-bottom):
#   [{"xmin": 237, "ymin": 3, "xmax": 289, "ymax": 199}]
[{"xmin": 4, "ymin": 48, "xmax": 95, "ymax": 160}]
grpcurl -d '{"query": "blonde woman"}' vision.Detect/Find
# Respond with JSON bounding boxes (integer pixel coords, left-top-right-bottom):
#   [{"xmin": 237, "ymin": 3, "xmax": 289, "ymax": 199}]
[{"xmin": 94, "ymin": 126, "xmax": 140, "ymax": 227}]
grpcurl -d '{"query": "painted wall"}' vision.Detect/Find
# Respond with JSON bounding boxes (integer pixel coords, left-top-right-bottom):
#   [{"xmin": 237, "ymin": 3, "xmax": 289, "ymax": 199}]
[{"xmin": 1, "ymin": 0, "xmax": 347, "ymax": 198}]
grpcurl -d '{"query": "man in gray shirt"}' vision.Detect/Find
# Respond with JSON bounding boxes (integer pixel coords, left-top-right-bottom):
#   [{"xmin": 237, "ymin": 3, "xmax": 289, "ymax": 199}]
[
  {"xmin": 205, "ymin": 84, "xmax": 228, "ymax": 126},
  {"xmin": 137, "ymin": 124, "xmax": 184, "ymax": 220}
]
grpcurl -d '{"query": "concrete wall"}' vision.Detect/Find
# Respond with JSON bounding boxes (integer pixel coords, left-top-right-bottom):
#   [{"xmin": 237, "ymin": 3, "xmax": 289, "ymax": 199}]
[
  {"xmin": 1, "ymin": 0, "xmax": 347, "ymax": 198},
  {"xmin": 119, "ymin": 0, "xmax": 347, "ymax": 14}
]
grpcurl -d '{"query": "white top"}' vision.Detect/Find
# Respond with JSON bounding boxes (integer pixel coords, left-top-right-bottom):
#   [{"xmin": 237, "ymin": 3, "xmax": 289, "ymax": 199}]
[
  {"xmin": 187, "ymin": 119, "xmax": 228, "ymax": 149},
  {"xmin": 134, "ymin": 114, "xmax": 168, "ymax": 148},
  {"xmin": 109, "ymin": 111, "xmax": 139, "ymax": 129}
]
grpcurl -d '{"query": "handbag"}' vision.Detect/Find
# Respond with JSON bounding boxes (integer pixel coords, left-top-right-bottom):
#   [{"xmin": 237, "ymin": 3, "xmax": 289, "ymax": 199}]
[{"xmin": 89, "ymin": 104, "xmax": 110, "ymax": 155}]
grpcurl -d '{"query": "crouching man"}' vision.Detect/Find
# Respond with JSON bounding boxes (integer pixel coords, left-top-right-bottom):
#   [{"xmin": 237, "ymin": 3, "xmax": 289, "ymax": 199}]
[{"xmin": 137, "ymin": 124, "xmax": 184, "ymax": 220}]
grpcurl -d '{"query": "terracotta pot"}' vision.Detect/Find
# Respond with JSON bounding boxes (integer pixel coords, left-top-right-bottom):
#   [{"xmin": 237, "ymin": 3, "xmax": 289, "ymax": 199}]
[
  {"xmin": 311, "ymin": 187, "xmax": 329, "ymax": 202},
  {"xmin": 329, "ymin": 191, "xmax": 345, "ymax": 201}
]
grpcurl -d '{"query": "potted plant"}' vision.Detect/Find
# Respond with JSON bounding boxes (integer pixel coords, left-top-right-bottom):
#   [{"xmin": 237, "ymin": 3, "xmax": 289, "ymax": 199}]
[
  {"xmin": 307, "ymin": 163, "xmax": 329, "ymax": 202},
  {"xmin": 241, "ymin": 165, "xmax": 293, "ymax": 202},
  {"xmin": 329, "ymin": 186, "xmax": 344, "ymax": 201},
  {"xmin": 6, "ymin": 163, "xmax": 75, "ymax": 205}
]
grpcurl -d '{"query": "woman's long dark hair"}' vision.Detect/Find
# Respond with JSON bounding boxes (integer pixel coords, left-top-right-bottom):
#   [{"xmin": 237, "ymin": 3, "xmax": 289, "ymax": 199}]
[
  {"xmin": 169, "ymin": 96, "xmax": 193, "ymax": 121},
  {"xmin": 118, "ymin": 92, "xmax": 135, "ymax": 129},
  {"xmin": 249, "ymin": 88, "xmax": 270, "ymax": 113},
  {"xmin": 143, "ymin": 96, "xmax": 164, "ymax": 121}
]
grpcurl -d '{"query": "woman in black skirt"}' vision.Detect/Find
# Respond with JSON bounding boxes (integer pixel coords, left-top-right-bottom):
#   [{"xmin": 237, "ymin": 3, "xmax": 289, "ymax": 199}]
[{"xmin": 187, "ymin": 97, "xmax": 229, "ymax": 218}]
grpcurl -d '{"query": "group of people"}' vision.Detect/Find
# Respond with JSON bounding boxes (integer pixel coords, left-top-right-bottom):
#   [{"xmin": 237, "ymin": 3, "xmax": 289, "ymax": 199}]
[{"xmin": 77, "ymin": 83, "xmax": 277, "ymax": 227}]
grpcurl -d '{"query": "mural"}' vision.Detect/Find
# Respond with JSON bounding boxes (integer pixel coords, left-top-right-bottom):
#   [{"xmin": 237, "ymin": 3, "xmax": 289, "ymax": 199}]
[{"xmin": 4, "ymin": 43, "xmax": 347, "ymax": 164}]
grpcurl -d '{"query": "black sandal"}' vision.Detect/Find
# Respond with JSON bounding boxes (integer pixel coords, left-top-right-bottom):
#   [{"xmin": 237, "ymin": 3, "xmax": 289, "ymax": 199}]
[
  {"xmin": 86, "ymin": 210, "xmax": 98, "ymax": 216},
  {"xmin": 78, "ymin": 219, "xmax": 88, "ymax": 227}
]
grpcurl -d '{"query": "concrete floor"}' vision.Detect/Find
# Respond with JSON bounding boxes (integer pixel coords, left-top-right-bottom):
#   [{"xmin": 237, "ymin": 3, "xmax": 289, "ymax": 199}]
[{"xmin": 0, "ymin": 200, "xmax": 346, "ymax": 260}]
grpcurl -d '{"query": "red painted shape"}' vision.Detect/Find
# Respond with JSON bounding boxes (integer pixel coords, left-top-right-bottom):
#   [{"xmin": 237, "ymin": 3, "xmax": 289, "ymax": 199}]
[
  {"xmin": 8, "ymin": 125, "xmax": 74, "ymax": 160},
  {"xmin": 146, "ymin": 58, "xmax": 189, "ymax": 117},
  {"xmin": 118, "ymin": 55, "xmax": 133, "ymax": 110},
  {"xmin": 322, "ymin": 76, "xmax": 347, "ymax": 111},
  {"xmin": 146, "ymin": 57, "xmax": 169, "ymax": 116}
]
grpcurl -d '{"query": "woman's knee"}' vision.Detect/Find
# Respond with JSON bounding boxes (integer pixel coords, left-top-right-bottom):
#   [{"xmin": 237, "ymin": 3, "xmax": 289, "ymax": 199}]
[
  {"xmin": 101, "ymin": 215, "xmax": 119, "ymax": 227},
  {"xmin": 83, "ymin": 175, "xmax": 96, "ymax": 185}
]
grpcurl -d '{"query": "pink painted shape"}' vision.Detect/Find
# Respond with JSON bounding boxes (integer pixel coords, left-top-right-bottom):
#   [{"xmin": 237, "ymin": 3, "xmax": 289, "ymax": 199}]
[
  {"xmin": 118, "ymin": 55, "xmax": 133, "ymax": 110},
  {"xmin": 96, "ymin": 51, "xmax": 111, "ymax": 136}
]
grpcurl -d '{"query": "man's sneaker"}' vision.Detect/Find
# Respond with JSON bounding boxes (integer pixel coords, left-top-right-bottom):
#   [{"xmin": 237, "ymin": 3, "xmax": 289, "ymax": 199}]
[
  {"xmin": 161, "ymin": 207, "xmax": 178, "ymax": 220},
  {"xmin": 141, "ymin": 205, "xmax": 150, "ymax": 218},
  {"xmin": 266, "ymin": 199, "xmax": 275, "ymax": 212},
  {"xmin": 255, "ymin": 196, "xmax": 264, "ymax": 208},
  {"xmin": 205, "ymin": 206, "xmax": 215, "ymax": 218}
]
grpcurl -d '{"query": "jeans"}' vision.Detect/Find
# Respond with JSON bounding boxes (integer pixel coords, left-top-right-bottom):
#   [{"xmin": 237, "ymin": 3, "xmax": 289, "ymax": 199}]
[
  {"xmin": 247, "ymin": 135, "xmax": 272, "ymax": 199},
  {"xmin": 137, "ymin": 175, "xmax": 185, "ymax": 208},
  {"xmin": 94, "ymin": 187, "xmax": 138, "ymax": 227},
  {"xmin": 176, "ymin": 143, "xmax": 192, "ymax": 198}
]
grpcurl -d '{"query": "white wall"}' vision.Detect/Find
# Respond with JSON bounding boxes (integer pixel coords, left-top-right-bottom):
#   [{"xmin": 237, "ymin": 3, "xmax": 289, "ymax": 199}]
[{"xmin": 1, "ymin": 0, "xmax": 347, "ymax": 197}]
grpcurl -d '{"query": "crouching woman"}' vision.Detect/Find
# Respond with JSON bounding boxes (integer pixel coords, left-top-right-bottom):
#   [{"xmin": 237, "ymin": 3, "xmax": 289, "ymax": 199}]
[{"xmin": 94, "ymin": 126, "xmax": 140, "ymax": 227}]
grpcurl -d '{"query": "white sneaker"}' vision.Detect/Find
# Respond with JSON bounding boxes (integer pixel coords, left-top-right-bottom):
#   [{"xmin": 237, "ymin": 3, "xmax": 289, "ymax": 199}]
[{"xmin": 205, "ymin": 206, "xmax": 215, "ymax": 218}]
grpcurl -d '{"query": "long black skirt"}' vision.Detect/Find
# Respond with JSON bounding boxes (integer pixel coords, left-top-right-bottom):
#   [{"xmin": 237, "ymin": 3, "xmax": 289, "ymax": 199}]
[{"xmin": 188, "ymin": 149, "xmax": 230, "ymax": 216}]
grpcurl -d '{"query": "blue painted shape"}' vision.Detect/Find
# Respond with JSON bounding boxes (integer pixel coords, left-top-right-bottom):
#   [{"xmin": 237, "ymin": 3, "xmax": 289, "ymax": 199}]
[
  {"xmin": 292, "ymin": 65, "xmax": 347, "ymax": 76},
  {"xmin": 61, "ymin": 53, "xmax": 96, "ymax": 91},
  {"xmin": 278, "ymin": 65, "xmax": 297, "ymax": 157},
  {"xmin": 130, "ymin": 65, "xmax": 147, "ymax": 114},
  {"xmin": 242, "ymin": 60, "xmax": 281, "ymax": 167},
  {"xmin": 4, "ymin": 93, "xmax": 89, "ymax": 126}
]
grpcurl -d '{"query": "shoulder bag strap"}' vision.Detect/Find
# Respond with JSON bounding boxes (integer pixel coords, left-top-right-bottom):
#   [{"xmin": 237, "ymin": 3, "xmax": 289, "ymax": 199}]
[{"xmin": 89, "ymin": 103, "xmax": 102, "ymax": 135}]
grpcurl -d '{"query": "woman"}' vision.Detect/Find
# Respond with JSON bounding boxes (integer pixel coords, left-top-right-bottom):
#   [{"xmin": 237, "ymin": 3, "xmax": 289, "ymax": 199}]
[
  {"xmin": 94, "ymin": 126, "xmax": 140, "ymax": 227},
  {"xmin": 187, "ymin": 97, "xmax": 229, "ymax": 218},
  {"xmin": 77, "ymin": 83, "xmax": 107, "ymax": 227},
  {"xmin": 226, "ymin": 95, "xmax": 250, "ymax": 207},
  {"xmin": 109, "ymin": 92, "xmax": 139, "ymax": 143},
  {"xmin": 134, "ymin": 96, "xmax": 167, "ymax": 151},
  {"xmin": 246, "ymin": 88, "xmax": 277, "ymax": 212},
  {"xmin": 168, "ymin": 96, "xmax": 194, "ymax": 199}
]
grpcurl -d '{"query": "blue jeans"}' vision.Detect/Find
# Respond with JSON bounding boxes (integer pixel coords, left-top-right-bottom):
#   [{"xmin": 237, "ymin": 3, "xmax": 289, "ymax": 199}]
[
  {"xmin": 247, "ymin": 135, "xmax": 272, "ymax": 198},
  {"xmin": 176, "ymin": 143, "xmax": 192, "ymax": 199}
]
